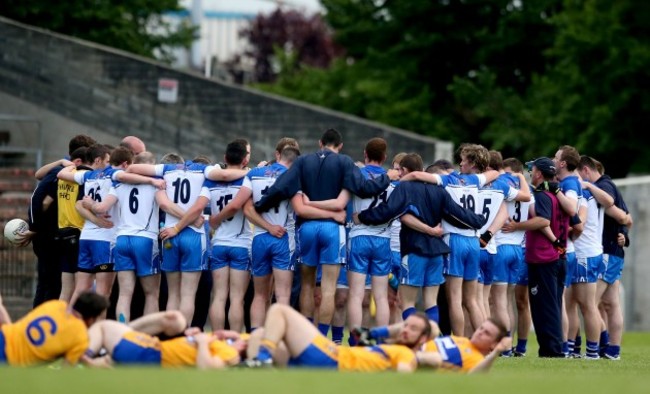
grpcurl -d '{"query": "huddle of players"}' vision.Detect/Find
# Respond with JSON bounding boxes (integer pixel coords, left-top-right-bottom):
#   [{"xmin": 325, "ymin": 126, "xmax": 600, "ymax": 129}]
[{"xmin": 4, "ymin": 130, "xmax": 631, "ymax": 368}]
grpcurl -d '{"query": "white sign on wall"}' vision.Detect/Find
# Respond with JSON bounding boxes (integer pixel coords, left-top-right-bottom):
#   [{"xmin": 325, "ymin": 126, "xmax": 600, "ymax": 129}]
[{"xmin": 157, "ymin": 79, "xmax": 179, "ymax": 103}]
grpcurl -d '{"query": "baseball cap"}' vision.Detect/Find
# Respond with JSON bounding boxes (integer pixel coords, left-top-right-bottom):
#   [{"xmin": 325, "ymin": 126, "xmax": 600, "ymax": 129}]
[{"xmin": 525, "ymin": 157, "xmax": 556, "ymax": 177}]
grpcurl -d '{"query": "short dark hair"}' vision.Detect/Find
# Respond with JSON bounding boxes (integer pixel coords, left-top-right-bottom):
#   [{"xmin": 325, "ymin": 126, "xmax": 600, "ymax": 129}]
[
  {"xmin": 69, "ymin": 135, "xmax": 96, "ymax": 156},
  {"xmin": 578, "ymin": 155, "xmax": 598, "ymax": 171},
  {"xmin": 503, "ymin": 157, "xmax": 523, "ymax": 173},
  {"xmin": 426, "ymin": 159, "xmax": 454, "ymax": 174},
  {"xmin": 225, "ymin": 140, "xmax": 248, "ymax": 166},
  {"xmin": 280, "ymin": 146, "xmax": 300, "ymax": 163},
  {"xmin": 320, "ymin": 128, "xmax": 343, "ymax": 147},
  {"xmin": 109, "ymin": 147, "xmax": 134, "ymax": 166},
  {"xmin": 488, "ymin": 150, "xmax": 503, "ymax": 170},
  {"xmin": 85, "ymin": 144, "xmax": 110, "ymax": 165},
  {"xmin": 365, "ymin": 138, "xmax": 387, "ymax": 163},
  {"xmin": 400, "ymin": 153, "xmax": 423, "ymax": 173},
  {"xmin": 559, "ymin": 145, "xmax": 580, "ymax": 171},
  {"xmin": 72, "ymin": 292, "xmax": 109, "ymax": 320},
  {"xmin": 70, "ymin": 147, "xmax": 88, "ymax": 163}
]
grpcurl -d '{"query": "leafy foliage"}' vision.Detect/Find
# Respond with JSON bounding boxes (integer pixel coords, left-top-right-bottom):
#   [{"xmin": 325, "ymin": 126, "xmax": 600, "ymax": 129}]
[
  {"xmin": 251, "ymin": 0, "xmax": 650, "ymax": 176},
  {"xmin": 0, "ymin": 0, "xmax": 195, "ymax": 62}
]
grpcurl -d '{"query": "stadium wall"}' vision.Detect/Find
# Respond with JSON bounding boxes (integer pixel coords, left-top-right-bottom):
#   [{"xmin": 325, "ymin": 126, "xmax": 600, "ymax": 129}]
[{"xmin": 0, "ymin": 17, "xmax": 452, "ymax": 166}]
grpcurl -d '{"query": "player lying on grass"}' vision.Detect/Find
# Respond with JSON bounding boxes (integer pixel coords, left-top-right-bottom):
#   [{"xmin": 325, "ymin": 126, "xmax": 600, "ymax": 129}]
[
  {"xmin": 245, "ymin": 303, "xmax": 442, "ymax": 372},
  {"xmin": 0, "ymin": 292, "xmax": 108, "ymax": 367},
  {"xmin": 354, "ymin": 318, "xmax": 511, "ymax": 373},
  {"xmin": 83, "ymin": 311, "xmax": 243, "ymax": 369}
]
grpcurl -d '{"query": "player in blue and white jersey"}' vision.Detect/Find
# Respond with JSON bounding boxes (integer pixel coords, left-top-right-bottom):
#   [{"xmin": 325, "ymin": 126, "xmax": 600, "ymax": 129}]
[
  {"xmin": 566, "ymin": 183, "xmax": 610, "ymax": 358},
  {"xmin": 400, "ymin": 144, "xmax": 499, "ymax": 336},
  {"xmin": 498, "ymin": 158, "xmax": 533, "ymax": 356},
  {"xmin": 553, "ymin": 145, "xmax": 583, "ymax": 355},
  {"xmin": 241, "ymin": 146, "xmax": 302, "ymax": 329},
  {"xmin": 80, "ymin": 152, "xmax": 189, "ymax": 323},
  {"xmin": 129, "ymin": 154, "xmax": 247, "ymax": 322},
  {"xmin": 58, "ymin": 146, "xmax": 164, "ymax": 305},
  {"xmin": 344, "ymin": 138, "xmax": 395, "ymax": 330},
  {"xmin": 201, "ymin": 140, "xmax": 252, "ymax": 332},
  {"xmin": 578, "ymin": 156, "xmax": 632, "ymax": 360},
  {"xmin": 254, "ymin": 129, "xmax": 392, "ymax": 337},
  {"xmin": 478, "ymin": 151, "xmax": 531, "ymax": 356}
]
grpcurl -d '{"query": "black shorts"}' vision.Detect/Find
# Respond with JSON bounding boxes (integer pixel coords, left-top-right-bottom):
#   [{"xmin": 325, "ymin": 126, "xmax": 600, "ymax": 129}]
[{"xmin": 55, "ymin": 228, "xmax": 81, "ymax": 274}]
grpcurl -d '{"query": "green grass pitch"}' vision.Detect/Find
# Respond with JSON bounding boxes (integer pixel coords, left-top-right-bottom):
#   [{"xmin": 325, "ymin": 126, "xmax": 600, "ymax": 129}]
[{"xmin": 1, "ymin": 332, "xmax": 649, "ymax": 394}]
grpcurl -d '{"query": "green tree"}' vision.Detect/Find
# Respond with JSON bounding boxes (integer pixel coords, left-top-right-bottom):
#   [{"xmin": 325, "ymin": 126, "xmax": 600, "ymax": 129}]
[
  {"xmin": 454, "ymin": 0, "xmax": 650, "ymax": 176},
  {"xmin": 0, "ymin": 0, "xmax": 195, "ymax": 62}
]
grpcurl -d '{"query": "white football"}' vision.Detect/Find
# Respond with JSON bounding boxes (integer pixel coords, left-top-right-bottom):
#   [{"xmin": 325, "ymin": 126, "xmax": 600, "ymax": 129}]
[{"xmin": 3, "ymin": 218, "xmax": 29, "ymax": 244}]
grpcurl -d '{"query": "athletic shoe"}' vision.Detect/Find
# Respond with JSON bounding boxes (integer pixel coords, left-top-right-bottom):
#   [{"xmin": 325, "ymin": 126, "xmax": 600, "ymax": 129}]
[
  {"xmin": 500, "ymin": 349, "xmax": 513, "ymax": 357},
  {"xmin": 584, "ymin": 354, "xmax": 600, "ymax": 360},
  {"xmin": 569, "ymin": 353, "xmax": 582, "ymax": 359},
  {"xmin": 512, "ymin": 349, "xmax": 526, "ymax": 357},
  {"xmin": 603, "ymin": 353, "xmax": 621, "ymax": 361},
  {"xmin": 243, "ymin": 358, "xmax": 273, "ymax": 368}
]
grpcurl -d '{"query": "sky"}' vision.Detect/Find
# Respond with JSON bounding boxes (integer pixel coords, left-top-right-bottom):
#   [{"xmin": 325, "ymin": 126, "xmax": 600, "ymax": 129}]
[{"xmin": 180, "ymin": 0, "xmax": 323, "ymax": 15}]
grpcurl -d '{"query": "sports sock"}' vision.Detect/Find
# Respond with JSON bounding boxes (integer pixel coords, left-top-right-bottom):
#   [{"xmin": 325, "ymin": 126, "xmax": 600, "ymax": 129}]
[
  {"xmin": 567, "ymin": 339, "xmax": 575, "ymax": 354},
  {"xmin": 402, "ymin": 307, "xmax": 416, "ymax": 321},
  {"xmin": 605, "ymin": 345, "xmax": 620, "ymax": 358},
  {"xmin": 574, "ymin": 335, "xmax": 582, "ymax": 355},
  {"xmin": 257, "ymin": 339, "xmax": 277, "ymax": 362},
  {"xmin": 585, "ymin": 340, "xmax": 599, "ymax": 358},
  {"xmin": 425, "ymin": 306, "xmax": 439, "ymax": 323},
  {"xmin": 515, "ymin": 339, "xmax": 528, "ymax": 353},
  {"xmin": 600, "ymin": 330, "xmax": 609, "ymax": 356},
  {"xmin": 562, "ymin": 341, "xmax": 569, "ymax": 355},
  {"xmin": 332, "ymin": 326, "xmax": 344, "ymax": 344},
  {"xmin": 318, "ymin": 323, "xmax": 330, "ymax": 336}
]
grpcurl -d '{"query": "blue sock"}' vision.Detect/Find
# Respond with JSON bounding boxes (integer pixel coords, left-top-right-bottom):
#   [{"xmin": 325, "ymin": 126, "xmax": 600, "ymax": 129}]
[
  {"xmin": 600, "ymin": 330, "xmax": 609, "ymax": 348},
  {"xmin": 586, "ymin": 340, "xmax": 599, "ymax": 357},
  {"xmin": 402, "ymin": 307, "xmax": 416, "ymax": 321},
  {"xmin": 562, "ymin": 341, "xmax": 569, "ymax": 355},
  {"xmin": 567, "ymin": 339, "xmax": 575, "ymax": 354},
  {"xmin": 369, "ymin": 326, "xmax": 390, "ymax": 340},
  {"xmin": 257, "ymin": 346, "xmax": 273, "ymax": 362},
  {"xmin": 516, "ymin": 339, "xmax": 527, "ymax": 353},
  {"xmin": 574, "ymin": 335, "xmax": 582, "ymax": 354},
  {"xmin": 425, "ymin": 306, "xmax": 439, "ymax": 323},
  {"xmin": 332, "ymin": 326, "xmax": 344, "ymax": 344},
  {"xmin": 605, "ymin": 345, "xmax": 620, "ymax": 358},
  {"xmin": 318, "ymin": 323, "xmax": 330, "ymax": 336}
]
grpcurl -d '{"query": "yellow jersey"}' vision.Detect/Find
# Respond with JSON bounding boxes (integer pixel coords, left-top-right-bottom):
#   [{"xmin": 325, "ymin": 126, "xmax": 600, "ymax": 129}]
[
  {"xmin": 338, "ymin": 345, "xmax": 417, "ymax": 372},
  {"xmin": 421, "ymin": 336, "xmax": 484, "ymax": 372},
  {"xmin": 0, "ymin": 300, "xmax": 88, "ymax": 366},
  {"xmin": 57, "ymin": 174, "xmax": 85, "ymax": 230},
  {"xmin": 160, "ymin": 336, "xmax": 239, "ymax": 367}
]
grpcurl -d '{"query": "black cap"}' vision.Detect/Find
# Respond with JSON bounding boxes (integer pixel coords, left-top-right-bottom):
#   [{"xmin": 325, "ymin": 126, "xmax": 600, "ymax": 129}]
[{"xmin": 526, "ymin": 157, "xmax": 556, "ymax": 177}]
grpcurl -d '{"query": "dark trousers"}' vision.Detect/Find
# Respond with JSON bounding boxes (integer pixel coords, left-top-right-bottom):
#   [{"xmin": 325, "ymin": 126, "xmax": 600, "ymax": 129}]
[
  {"xmin": 527, "ymin": 259, "xmax": 565, "ymax": 357},
  {"xmin": 32, "ymin": 235, "xmax": 61, "ymax": 307}
]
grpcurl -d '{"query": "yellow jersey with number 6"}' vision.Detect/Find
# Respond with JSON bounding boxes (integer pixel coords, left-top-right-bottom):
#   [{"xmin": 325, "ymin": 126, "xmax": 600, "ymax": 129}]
[{"xmin": 0, "ymin": 300, "xmax": 88, "ymax": 366}]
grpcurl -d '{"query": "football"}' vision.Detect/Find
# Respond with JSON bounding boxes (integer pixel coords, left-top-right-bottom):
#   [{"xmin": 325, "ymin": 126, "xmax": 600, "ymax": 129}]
[{"xmin": 3, "ymin": 218, "xmax": 29, "ymax": 244}]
